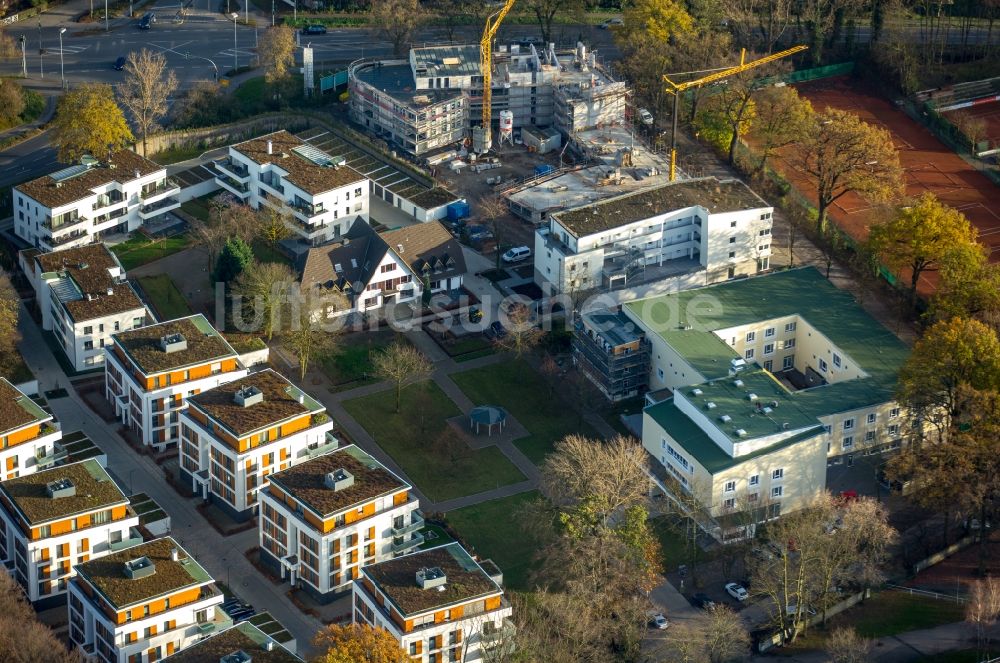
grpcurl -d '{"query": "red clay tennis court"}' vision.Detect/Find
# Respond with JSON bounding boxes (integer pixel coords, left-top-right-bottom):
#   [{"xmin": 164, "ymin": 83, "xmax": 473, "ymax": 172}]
[
  {"xmin": 950, "ymin": 100, "xmax": 1000, "ymax": 147},
  {"xmin": 769, "ymin": 76, "xmax": 1000, "ymax": 294}
]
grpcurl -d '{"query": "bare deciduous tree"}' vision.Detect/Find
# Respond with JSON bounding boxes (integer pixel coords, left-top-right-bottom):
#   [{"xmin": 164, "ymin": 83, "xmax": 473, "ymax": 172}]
[
  {"xmin": 493, "ymin": 302, "xmax": 544, "ymax": 358},
  {"xmin": 233, "ymin": 261, "xmax": 296, "ymax": 341},
  {"xmin": 281, "ymin": 297, "xmax": 340, "ymax": 381},
  {"xmin": 371, "ymin": 342, "xmax": 434, "ymax": 412},
  {"xmin": 0, "ymin": 572, "xmax": 81, "ymax": 662},
  {"xmin": 257, "ymin": 25, "xmax": 296, "ymax": 83},
  {"xmin": 479, "ymin": 195, "xmax": 509, "ymax": 270},
  {"xmin": 966, "ymin": 576, "xmax": 1000, "ymax": 659},
  {"xmin": 825, "ymin": 626, "xmax": 873, "ymax": 663},
  {"xmin": 370, "ymin": 0, "xmax": 428, "ymax": 57},
  {"xmin": 117, "ymin": 49, "xmax": 177, "ymax": 157}
]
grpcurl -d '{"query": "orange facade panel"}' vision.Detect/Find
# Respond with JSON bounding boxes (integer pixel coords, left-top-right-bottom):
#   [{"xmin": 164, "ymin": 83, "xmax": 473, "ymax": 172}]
[
  {"xmin": 393, "ymin": 490, "xmax": 409, "ymax": 506},
  {"xmin": 485, "ymin": 596, "xmax": 502, "ymax": 611},
  {"xmin": 4, "ymin": 423, "xmax": 42, "ymax": 448}
]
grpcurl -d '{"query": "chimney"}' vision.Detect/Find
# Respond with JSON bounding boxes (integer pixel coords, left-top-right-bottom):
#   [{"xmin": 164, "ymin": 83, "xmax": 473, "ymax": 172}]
[
  {"xmin": 107, "ymin": 287, "xmax": 114, "ymax": 296},
  {"xmin": 267, "ymin": 140, "xmax": 273, "ymax": 155},
  {"xmin": 170, "ymin": 548, "xmax": 179, "ymax": 562},
  {"xmin": 397, "ymin": 243, "xmax": 404, "ymax": 253}
]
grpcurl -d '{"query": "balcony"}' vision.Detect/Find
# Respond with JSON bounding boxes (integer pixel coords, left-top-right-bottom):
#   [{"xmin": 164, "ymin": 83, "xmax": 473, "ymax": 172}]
[
  {"xmin": 482, "ymin": 618, "xmax": 517, "ymax": 649},
  {"xmin": 35, "ymin": 442, "xmax": 68, "ymax": 469},
  {"xmin": 194, "ymin": 606, "xmax": 232, "ymax": 636},
  {"xmin": 46, "ymin": 230, "xmax": 90, "ymax": 248},
  {"xmin": 259, "ymin": 177, "xmax": 285, "ymax": 196},
  {"xmin": 216, "ymin": 159, "xmax": 250, "ymax": 182},
  {"xmin": 297, "ymin": 432, "xmax": 339, "ymax": 460},
  {"xmin": 139, "ymin": 197, "xmax": 181, "ymax": 220},
  {"xmin": 289, "ymin": 200, "xmax": 326, "ymax": 223},
  {"xmin": 215, "ymin": 175, "xmax": 250, "ymax": 198},
  {"xmin": 108, "ymin": 528, "xmax": 143, "ymax": 553},
  {"xmin": 284, "ymin": 213, "xmax": 328, "ymax": 238},
  {"xmin": 391, "ymin": 510, "xmax": 424, "ymax": 537},
  {"xmin": 139, "ymin": 180, "xmax": 180, "ymax": 201},
  {"xmin": 390, "ymin": 531, "xmax": 424, "ymax": 555},
  {"xmin": 92, "ymin": 195, "xmax": 125, "ymax": 212},
  {"xmin": 45, "ymin": 214, "xmax": 90, "ymax": 232}
]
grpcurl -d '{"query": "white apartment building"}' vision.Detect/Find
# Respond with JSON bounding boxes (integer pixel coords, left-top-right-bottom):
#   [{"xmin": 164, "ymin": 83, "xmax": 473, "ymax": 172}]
[
  {"xmin": 354, "ymin": 543, "xmax": 514, "ymax": 663},
  {"xmin": 300, "ymin": 219, "xmax": 466, "ymax": 315},
  {"xmin": 259, "ymin": 444, "xmax": 423, "ymax": 601},
  {"xmin": 13, "ymin": 151, "xmax": 180, "ymax": 250},
  {"xmin": 21, "ymin": 245, "xmax": 150, "ymax": 372},
  {"xmin": 68, "ymin": 537, "xmax": 230, "ymax": 663},
  {"xmin": 534, "ymin": 177, "xmax": 773, "ymax": 294},
  {"xmin": 623, "ymin": 268, "xmax": 912, "ymax": 542},
  {"xmin": 177, "ymin": 369, "xmax": 335, "ymax": 521},
  {"xmin": 349, "ymin": 42, "xmax": 624, "ymax": 157},
  {"xmin": 0, "ymin": 459, "xmax": 140, "ymax": 608},
  {"xmin": 0, "ymin": 377, "xmax": 64, "ymax": 480},
  {"xmin": 216, "ymin": 130, "xmax": 369, "ymax": 246},
  {"xmin": 104, "ymin": 315, "xmax": 247, "ymax": 451}
]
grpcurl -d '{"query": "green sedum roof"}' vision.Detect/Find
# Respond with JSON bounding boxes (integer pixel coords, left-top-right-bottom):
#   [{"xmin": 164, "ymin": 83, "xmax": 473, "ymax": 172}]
[{"xmin": 625, "ymin": 267, "xmax": 910, "ymax": 421}]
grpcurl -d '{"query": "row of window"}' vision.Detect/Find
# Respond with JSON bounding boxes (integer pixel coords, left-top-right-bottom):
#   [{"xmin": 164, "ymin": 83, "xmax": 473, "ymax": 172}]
[
  {"xmin": 746, "ymin": 322, "xmax": 796, "ymax": 343},
  {"xmin": 723, "ymin": 469, "xmax": 784, "ymax": 495}
]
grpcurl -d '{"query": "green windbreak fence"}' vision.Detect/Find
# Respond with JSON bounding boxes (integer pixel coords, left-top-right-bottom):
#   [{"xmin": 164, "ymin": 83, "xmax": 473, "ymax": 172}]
[{"xmin": 757, "ymin": 61, "xmax": 855, "ymax": 88}]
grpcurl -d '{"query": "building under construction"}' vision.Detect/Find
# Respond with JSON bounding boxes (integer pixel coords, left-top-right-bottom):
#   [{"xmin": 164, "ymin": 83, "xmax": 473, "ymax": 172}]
[{"xmin": 348, "ymin": 42, "xmax": 626, "ymax": 158}]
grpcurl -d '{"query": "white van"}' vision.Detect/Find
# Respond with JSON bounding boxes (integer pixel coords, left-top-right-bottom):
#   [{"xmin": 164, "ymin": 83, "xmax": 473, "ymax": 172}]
[{"xmin": 502, "ymin": 246, "xmax": 532, "ymax": 263}]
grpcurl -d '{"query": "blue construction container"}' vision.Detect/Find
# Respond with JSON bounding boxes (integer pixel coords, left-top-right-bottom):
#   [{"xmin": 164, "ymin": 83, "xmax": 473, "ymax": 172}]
[
  {"xmin": 534, "ymin": 164, "xmax": 555, "ymax": 177},
  {"xmin": 447, "ymin": 201, "xmax": 470, "ymax": 220}
]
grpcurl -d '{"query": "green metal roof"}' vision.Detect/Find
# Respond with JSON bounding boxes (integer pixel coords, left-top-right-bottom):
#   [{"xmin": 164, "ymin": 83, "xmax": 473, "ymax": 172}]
[
  {"xmin": 625, "ymin": 268, "xmax": 910, "ymax": 420},
  {"xmin": 646, "ymin": 398, "xmax": 826, "ymax": 474}
]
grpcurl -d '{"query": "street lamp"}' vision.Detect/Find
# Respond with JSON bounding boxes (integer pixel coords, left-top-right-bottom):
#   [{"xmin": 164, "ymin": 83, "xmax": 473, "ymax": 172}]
[
  {"xmin": 58, "ymin": 28, "xmax": 66, "ymax": 90},
  {"xmin": 231, "ymin": 13, "xmax": 239, "ymax": 74}
]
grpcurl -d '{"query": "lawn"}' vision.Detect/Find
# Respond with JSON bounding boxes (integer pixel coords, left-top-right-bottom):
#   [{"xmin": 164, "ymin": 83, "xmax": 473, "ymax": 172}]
[
  {"xmin": 251, "ymin": 239, "xmax": 292, "ymax": 266},
  {"xmin": 180, "ymin": 195, "xmax": 214, "ymax": 223},
  {"xmin": 838, "ymin": 591, "xmax": 966, "ymax": 638},
  {"xmin": 342, "ymin": 381, "xmax": 526, "ymax": 502},
  {"xmin": 111, "ymin": 233, "xmax": 190, "ymax": 270},
  {"xmin": 651, "ymin": 516, "xmax": 690, "ymax": 573},
  {"xmin": 320, "ymin": 330, "xmax": 400, "ymax": 391},
  {"xmin": 451, "ymin": 359, "xmax": 599, "ymax": 464},
  {"xmin": 137, "ymin": 274, "xmax": 194, "ymax": 320},
  {"xmin": 445, "ymin": 491, "xmax": 547, "ymax": 591}
]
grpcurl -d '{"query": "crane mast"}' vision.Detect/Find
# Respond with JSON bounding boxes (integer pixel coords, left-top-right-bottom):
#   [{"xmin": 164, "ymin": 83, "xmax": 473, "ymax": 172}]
[
  {"xmin": 478, "ymin": 0, "xmax": 516, "ymax": 153},
  {"xmin": 662, "ymin": 45, "xmax": 808, "ymax": 181}
]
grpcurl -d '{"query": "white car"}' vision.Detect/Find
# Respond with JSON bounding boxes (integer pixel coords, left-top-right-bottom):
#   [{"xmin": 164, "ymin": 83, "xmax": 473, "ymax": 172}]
[
  {"xmin": 648, "ymin": 613, "xmax": 670, "ymax": 630},
  {"xmin": 501, "ymin": 246, "xmax": 532, "ymax": 263},
  {"xmin": 725, "ymin": 582, "xmax": 748, "ymax": 602},
  {"xmin": 638, "ymin": 108, "xmax": 654, "ymax": 126}
]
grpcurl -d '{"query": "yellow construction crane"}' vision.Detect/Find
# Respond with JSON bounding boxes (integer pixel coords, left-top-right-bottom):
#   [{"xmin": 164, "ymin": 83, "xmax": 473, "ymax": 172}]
[
  {"xmin": 479, "ymin": 0, "xmax": 516, "ymax": 152},
  {"xmin": 662, "ymin": 45, "xmax": 808, "ymax": 181}
]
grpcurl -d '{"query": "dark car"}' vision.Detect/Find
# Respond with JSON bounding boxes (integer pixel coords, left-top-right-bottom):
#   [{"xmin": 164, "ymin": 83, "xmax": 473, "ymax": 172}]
[
  {"xmin": 489, "ymin": 321, "xmax": 507, "ymax": 339},
  {"xmin": 692, "ymin": 593, "xmax": 716, "ymax": 610},
  {"xmin": 301, "ymin": 24, "xmax": 327, "ymax": 35},
  {"xmin": 138, "ymin": 12, "xmax": 154, "ymax": 29},
  {"xmin": 114, "ymin": 56, "xmax": 126, "ymax": 71}
]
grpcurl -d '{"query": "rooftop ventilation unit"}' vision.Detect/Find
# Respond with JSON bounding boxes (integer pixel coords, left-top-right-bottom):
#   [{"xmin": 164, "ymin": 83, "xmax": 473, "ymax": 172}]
[
  {"xmin": 705, "ymin": 402, "xmax": 716, "ymax": 410},
  {"xmin": 734, "ymin": 380, "xmax": 744, "ymax": 389},
  {"xmin": 735, "ymin": 429, "xmax": 747, "ymax": 437},
  {"xmin": 234, "ymin": 385, "xmax": 263, "ymax": 408},
  {"xmin": 730, "ymin": 358, "xmax": 747, "ymax": 372},
  {"xmin": 170, "ymin": 548, "xmax": 179, "ymax": 562},
  {"xmin": 771, "ymin": 401, "xmax": 779, "ymax": 408},
  {"xmin": 416, "ymin": 567, "xmax": 447, "ymax": 590},
  {"xmin": 324, "ymin": 468, "xmax": 355, "ymax": 492},
  {"xmin": 762, "ymin": 407, "xmax": 773, "ymax": 414},
  {"xmin": 719, "ymin": 414, "xmax": 732, "ymax": 423},
  {"xmin": 159, "ymin": 333, "xmax": 187, "ymax": 354},
  {"xmin": 691, "ymin": 389, "xmax": 703, "ymax": 396},
  {"xmin": 45, "ymin": 478, "xmax": 76, "ymax": 499},
  {"xmin": 220, "ymin": 651, "xmax": 253, "ymax": 663},
  {"xmin": 123, "ymin": 556, "xmax": 156, "ymax": 580},
  {"xmin": 747, "ymin": 393, "xmax": 758, "ymax": 401}
]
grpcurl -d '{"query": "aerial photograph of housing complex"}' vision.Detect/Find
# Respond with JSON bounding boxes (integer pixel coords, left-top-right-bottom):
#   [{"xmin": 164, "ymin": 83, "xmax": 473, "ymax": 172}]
[{"xmin": 0, "ymin": 0, "xmax": 997, "ymax": 661}]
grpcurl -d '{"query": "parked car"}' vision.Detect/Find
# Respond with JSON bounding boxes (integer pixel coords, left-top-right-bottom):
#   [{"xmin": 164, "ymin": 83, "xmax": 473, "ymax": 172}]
[
  {"xmin": 638, "ymin": 108, "xmax": 654, "ymax": 126},
  {"xmin": 648, "ymin": 613, "xmax": 670, "ymax": 630},
  {"xmin": 598, "ymin": 17, "xmax": 623, "ymax": 28},
  {"xmin": 465, "ymin": 225, "xmax": 494, "ymax": 241},
  {"xmin": 519, "ymin": 35, "xmax": 542, "ymax": 44},
  {"xmin": 501, "ymin": 246, "xmax": 532, "ymax": 263},
  {"xmin": 786, "ymin": 604, "xmax": 817, "ymax": 616},
  {"xmin": 467, "ymin": 307, "xmax": 483, "ymax": 323},
  {"xmin": 138, "ymin": 12, "xmax": 154, "ymax": 29},
  {"xmin": 692, "ymin": 593, "xmax": 716, "ymax": 610},
  {"xmin": 301, "ymin": 24, "xmax": 327, "ymax": 35},
  {"xmin": 725, "ymin": 582, "xmax": 749, "ymax": 602},
  {"xmin": 489, "ymin": 321, "xmax": 507, "ymax": 339},
  {"xmin": 114, "ymin": 56, "xmax": 127, "ymax": 71}
]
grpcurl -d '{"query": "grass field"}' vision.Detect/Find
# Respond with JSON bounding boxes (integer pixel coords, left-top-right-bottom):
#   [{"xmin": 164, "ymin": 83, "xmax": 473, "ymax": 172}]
[
  {"xmin": 651, "ymin": 517, "xmax": 691, "ymax": 573},
  {"xmin": 111, "ymin": 234, "xmax": 190, "ymax": 270},
  {"xmin": 320, "ymin": 330, "xmax": 400, "ymax": 391},
  {"xmin": 137, "ymin": 274, "xmax": 193, "ymax": 320},
  {"xmin": 342, "ymin": 381, "xmax": 526, "ymax": 502},
  {"xmin": 451, "ymin": 359, "xmax": 599, "ymax": 464},
  {"xmin": 843, "ymin": 591, "xmax": 966, "ymax": 638},
  {"xmin": 251, "ymin": 239, "xmax": 292, "ymax": 266},
  {"xmin": 445, "ymin": 491, "xmax": 546, "ymax": 591},
  {"xmin": 180, "ymin": 195, "xmax": 214, "ymax": 223}
]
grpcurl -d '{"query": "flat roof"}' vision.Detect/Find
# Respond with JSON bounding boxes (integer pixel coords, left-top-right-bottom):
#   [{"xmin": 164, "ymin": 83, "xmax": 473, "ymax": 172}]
[
  {"xmin": 554, "ymin": 178, "xmax": 769, "ymax": 237},
  {"xmin": 15, "ymin": 151, "xmax": 162, "ymax": 210},
  {"xmin": 232, "ymin": 130, "xmax": 366, "ymax": 196},
  {"xmin": 625, "ymin": 268, "xmax": 911, "ymax": 418},
  {"xmin": 187, "ymin": 369, "xmax": 324, "ymax": 438},
  {"xmin": 411, "ymin": 44, "xmax": 481, "ymax": 77},
  {"xmin": 267, "ymin": 445, "xmax": 409, "ymax": 519},
  {"xmin": 579, "ymin": 309, "xmax": 643, "ymax": 347},
  {"xmin": 74, "ymin": 537, "xmax": 213, "ymax": 609},
  {"xmin": 0, "ymin": 459, "xmax": 127, "ymax": 526},
  {"xmin": 0, "ymin": 377, "xmax": 51, "ymax": 436},
  {"xmin": 363, "ymin": 543, "xmax": 501, "ymax": 617},
  {"xmin": 112, "ymin": 315, "xmax": 237, "ymax": 376},
  {"xmin": 33, "ymin": 244, "xmax": 145, "ymax": 322},
  {"xmin": 354, "ymin": 62, "xmax": 461, "ymax": 107},
  {"xmin": 646, "ymin": 399, "xmax": 826, "ymax": 473},
  {"xmin": 162, "ymin": 623, "xmax": 302, "ymax": 663}
]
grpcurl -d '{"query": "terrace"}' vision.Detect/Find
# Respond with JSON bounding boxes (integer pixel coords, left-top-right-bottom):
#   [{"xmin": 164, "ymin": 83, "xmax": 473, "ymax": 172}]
[
  {"xmin": 215, "ymin": 159, "xmax": 250, "ymax": 181},
  {"xmin": 139, "ymin": 179, "xmax": 180, "ymax": 201}
]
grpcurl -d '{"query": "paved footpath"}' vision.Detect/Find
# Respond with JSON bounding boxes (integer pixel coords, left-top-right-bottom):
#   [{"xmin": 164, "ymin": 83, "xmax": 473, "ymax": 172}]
[{"xmin": 17, "ymin": 305, "xmax": 323, "ymax": 656}]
